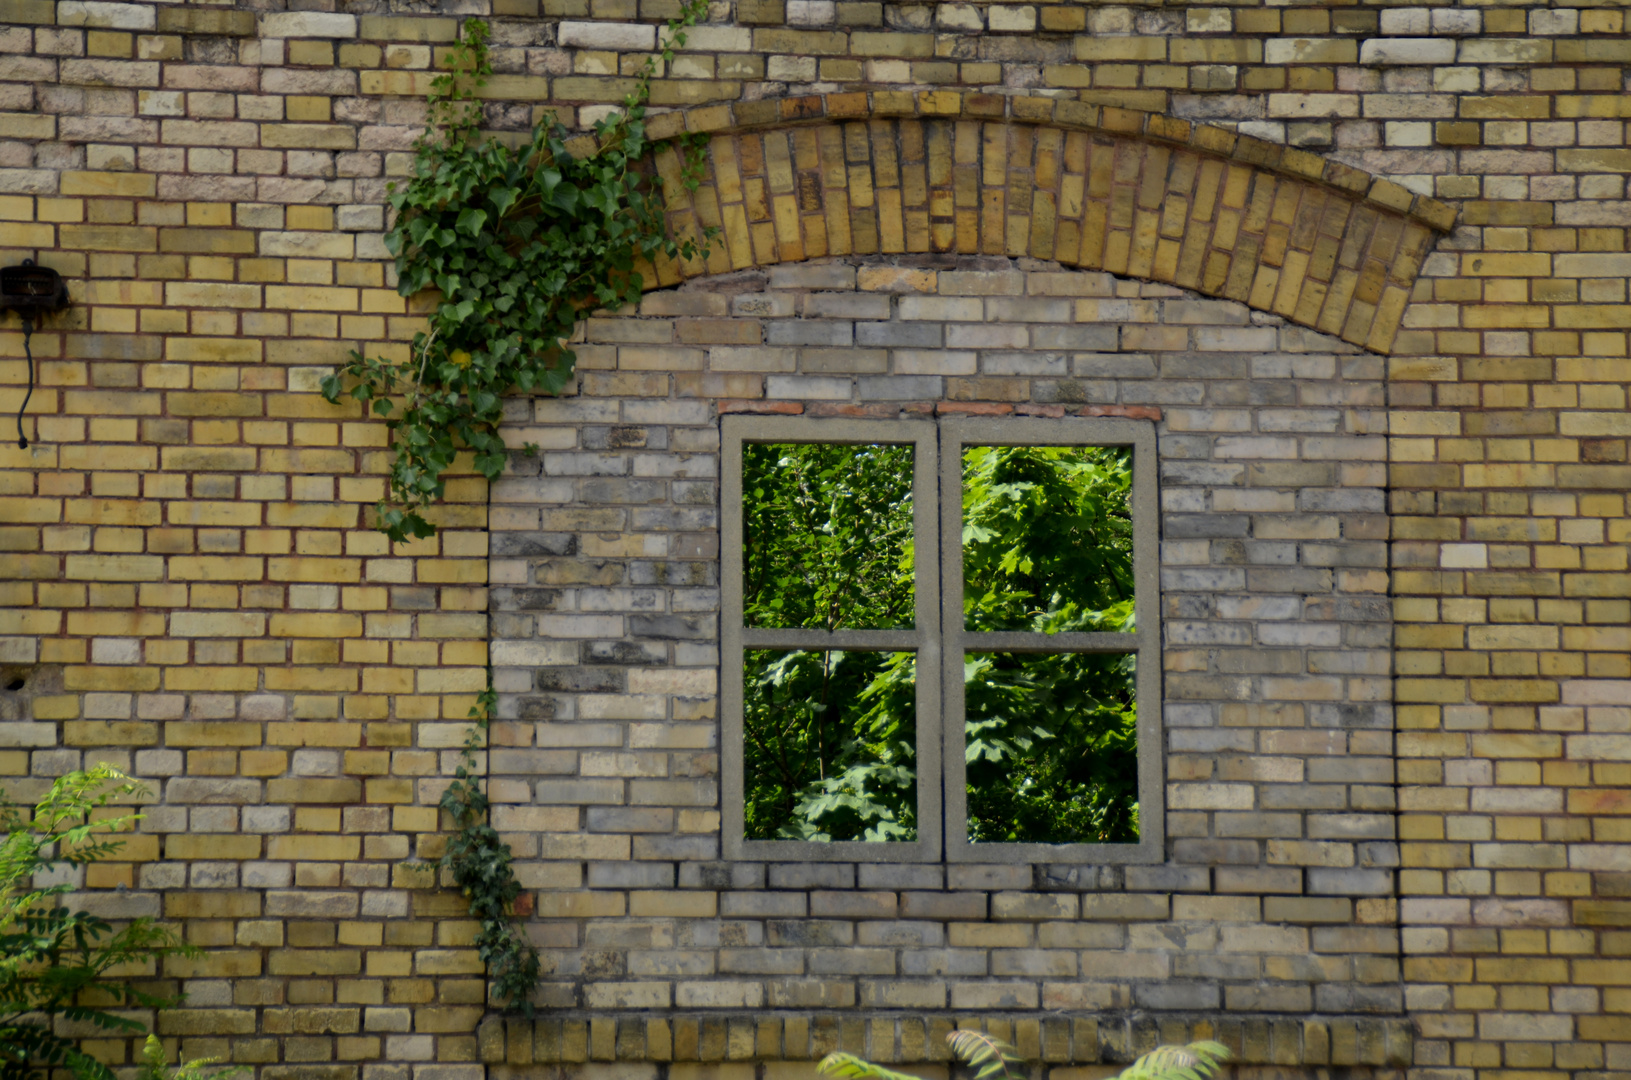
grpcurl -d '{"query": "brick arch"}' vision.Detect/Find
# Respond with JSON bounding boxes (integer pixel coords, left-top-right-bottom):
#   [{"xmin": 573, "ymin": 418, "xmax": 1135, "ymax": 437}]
[{"xmin": 619, "ymin": 91, "xmax": 1456, "ymax": 355}]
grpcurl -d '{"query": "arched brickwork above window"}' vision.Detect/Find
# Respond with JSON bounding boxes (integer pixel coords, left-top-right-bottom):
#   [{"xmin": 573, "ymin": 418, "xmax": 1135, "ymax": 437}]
[{"xmin": 612, "ymin": 91, "xmax": 1457, "ymax": 355}]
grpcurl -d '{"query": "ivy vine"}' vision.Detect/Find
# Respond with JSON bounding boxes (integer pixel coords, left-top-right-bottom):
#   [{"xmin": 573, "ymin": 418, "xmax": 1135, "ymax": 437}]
[
  {"xmin": 323, "ymin": 7, "xmax": 713, "ymax": 541},
  {"xmin": 432, "ymin": 682, "xmax": 540, "ymax": 1013},
  {"xmin": 359, "ymin": 10, "xmax": 716, "ymax": 1011}
]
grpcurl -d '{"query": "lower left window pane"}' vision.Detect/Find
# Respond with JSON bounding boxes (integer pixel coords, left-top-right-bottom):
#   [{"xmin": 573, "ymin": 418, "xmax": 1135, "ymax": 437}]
[{"xmin": 742, "ymin": 649, "xmax": 918, "ymax": 842}]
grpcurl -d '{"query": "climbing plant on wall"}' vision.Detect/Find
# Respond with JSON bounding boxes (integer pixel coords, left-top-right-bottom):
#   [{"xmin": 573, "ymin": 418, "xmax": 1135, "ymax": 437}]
[
  {"xmin": 322, "ymin": 9, "xmax": 712, "ymax": 542},
  {"xmin": 327, "ymin": 9, "xmax": 714, "ymax": 1012},
  {"xmin": 430, "ymin": 685, "xmax": 540, "ymax": 1013}
]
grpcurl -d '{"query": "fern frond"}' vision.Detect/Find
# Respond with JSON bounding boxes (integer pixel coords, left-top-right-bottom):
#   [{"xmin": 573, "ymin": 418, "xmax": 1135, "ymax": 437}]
[
  {"xmin": 816, "ymin": 1052, "xmax": 923, "ymax": 1080},
  {"xmin": 946, "ymin": 1030, "xmax": 1026, "ymax": 1080},
  {"xmin": 1116, "ymin": 1041, "xmax": 1230, "ymax": 1080}
]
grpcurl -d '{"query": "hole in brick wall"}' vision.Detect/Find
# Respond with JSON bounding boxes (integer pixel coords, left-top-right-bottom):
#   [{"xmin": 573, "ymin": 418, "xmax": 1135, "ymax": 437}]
[{"xmin": 0, "ymin": 668, "xmax": 49, "ymax": 724}]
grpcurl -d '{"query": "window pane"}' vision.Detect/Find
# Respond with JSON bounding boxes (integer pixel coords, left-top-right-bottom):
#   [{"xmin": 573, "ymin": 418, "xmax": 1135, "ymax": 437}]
[
  {"xmin": 743, "ymin": 648, "xmax": 918, "ymax": 842},
  {"xmin": 963, "ymin": 650, "xmax": 1138, "ymax": 844},
  {"xmin": 961, "ymin": 445, "xmax": 1134, "ymax": 633},
  {"xmin": 743, "ymin": 442, "xmax": 915, "ymax": 630}
]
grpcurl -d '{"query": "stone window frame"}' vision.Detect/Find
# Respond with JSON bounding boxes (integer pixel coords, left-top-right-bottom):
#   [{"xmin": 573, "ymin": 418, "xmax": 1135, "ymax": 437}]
[{"xmin": 720, "ymin": 414, "xmax": 1163, "ymax": 865}]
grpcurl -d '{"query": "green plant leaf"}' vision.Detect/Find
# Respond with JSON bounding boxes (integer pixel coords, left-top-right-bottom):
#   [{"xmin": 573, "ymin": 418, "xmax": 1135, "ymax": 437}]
[
  {"xmin": 0, "ymin": 767, "xmax": 196, "ymax": 1080},
  {"xmin": 816, "ymin": 1053, "xmax": 924, "ymax": 1080},
  {"xmin": 946, "ymin": 1030, "xmax": 1026, "ymax": 1080},
  {"xmin": 325, "ymin": 1, "xmax": 715, "ymax": 543},
  {"xmin": 1116, "ymin": 1042, "xmax": 1231, "ymax": 1080}
]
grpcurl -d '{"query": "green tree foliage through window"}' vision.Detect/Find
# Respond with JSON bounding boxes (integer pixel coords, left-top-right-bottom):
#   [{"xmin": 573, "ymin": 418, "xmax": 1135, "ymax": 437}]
[
  {"xmin": 961, "ymin": 445, "xmax": 1139, "ymax": 844},
  {"xmin": 741, "ymin": 443, "xmax": 918, "ymax": 841},
  {"xmin": 742, "ymin": 443, "xmax": 916, "ymax": 631},
  {"xmin": 739, "ymin": 439, "xmax": 1139, "ymax": 846},
  {"xmin": 742, "ymin": 649, "xmax": 918, "ymax": 842}
]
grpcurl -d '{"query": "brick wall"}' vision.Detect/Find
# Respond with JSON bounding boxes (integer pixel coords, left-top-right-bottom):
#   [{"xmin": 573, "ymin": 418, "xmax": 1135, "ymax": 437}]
[
  {"xmin": 0, "ymin": 2, "xmax": 1628, "ymax": 1080},
  {"xmin": 488, "ymin": 260, "xmax": 1400, "ymax": 1023}
]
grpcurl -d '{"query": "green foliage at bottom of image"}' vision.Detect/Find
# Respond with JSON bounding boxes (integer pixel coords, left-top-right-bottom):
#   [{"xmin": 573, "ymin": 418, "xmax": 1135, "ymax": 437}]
[
  {"xmin": 0, "ymin": 767, "xmax": 197, "ymax": 1080},
  {"xmin": 818, "ymin": 1032, "xmax": 1230, "ymax": 1080},
  {"xmin": 135, "ymin": 1035, "xmax": 245, "ymax": 1080}
]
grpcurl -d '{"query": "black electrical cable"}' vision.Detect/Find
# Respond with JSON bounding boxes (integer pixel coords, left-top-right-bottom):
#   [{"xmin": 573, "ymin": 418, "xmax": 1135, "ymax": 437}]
[{"xmin": 15, "ymin": 313, "xmax": 32, "ymax": 450}]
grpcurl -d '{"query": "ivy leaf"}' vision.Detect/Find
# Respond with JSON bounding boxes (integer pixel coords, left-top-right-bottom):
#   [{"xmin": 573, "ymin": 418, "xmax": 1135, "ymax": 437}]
[
  {"xmin": 326, "ymin": 1, "xmax": 714, "ymax": 583},
  {"xmin": 489, "ymin": 186, "xmax": 519, "ymax": 216}
]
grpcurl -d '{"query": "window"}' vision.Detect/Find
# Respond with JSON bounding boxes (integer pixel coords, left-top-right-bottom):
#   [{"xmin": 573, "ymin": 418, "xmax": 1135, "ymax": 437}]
[{"xmin": 721, "ymin": 416, "xmax": 1161, "ymax": 864}]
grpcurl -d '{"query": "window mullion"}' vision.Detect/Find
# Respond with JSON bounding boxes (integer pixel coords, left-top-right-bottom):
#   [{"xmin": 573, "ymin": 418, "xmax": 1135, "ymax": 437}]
[
  {"xmin": 962, "ymin": 630, "xmax": 1139, "ymax": 654},
  {"xmin": 911, "ymin": 421, "xmax": 944, "ymax": 861},
  {"xmin": 939, "ymin": 421, "xmax": 968, "ymax": 861},
  {"xmin": 742, "ymin": 629, "xmax": 921, "ymax": 651}
]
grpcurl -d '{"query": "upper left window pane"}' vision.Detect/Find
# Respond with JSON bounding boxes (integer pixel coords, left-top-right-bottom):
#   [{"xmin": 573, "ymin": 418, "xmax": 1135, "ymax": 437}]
[{"xmin": 742, "ymin": 442, "xmax": 916, "ymax": 630}]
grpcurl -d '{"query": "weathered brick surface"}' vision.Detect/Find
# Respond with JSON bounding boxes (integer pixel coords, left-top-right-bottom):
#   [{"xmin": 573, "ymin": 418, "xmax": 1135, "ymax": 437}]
[
  {"xmin": 0, "ymin": 3, "xmax": 1626, "ymax": 1080},
  {"xmin": 635, "ymin": 96, "xmax": 1446, "ymax": 354},
  {"xmin": 488, "ymin": 262, "xmax": 1397, "ymax": 1028}
]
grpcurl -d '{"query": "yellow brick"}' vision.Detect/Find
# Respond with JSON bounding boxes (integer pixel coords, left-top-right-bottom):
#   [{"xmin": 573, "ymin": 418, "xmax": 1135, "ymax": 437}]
[
  {"xmin": 60, "ymin": 171, "xmax": 158, "ymax": 198},
  {"xmin": 166, "ymin": 282, "xmax": 262, "ymax": 308},
  {"xmin": 60, "ymin": 224, "xmax": 158, "ymax": 251},
  {"xmin": 261, "ymin": 124, "xmax": 357, "ymax": 150},
  {"xmin": 286, "ymin": 96, "xmax": 333, "ymax": 122},
  {"xmin": 167, "ymin": 835, "xmax": 264, "ymax": 861},
  {"xmin": 264, "ymin": 285, "xmax": 361, "ymax": 311},
  {"xmin": 0, "ymin": 610, "xmax": 61, "ymax": 635},
  {"xmin": 267, "ymin": 556, "xmax": 362, "ymax": 583},
  {"xmin": 267, "ymin": 722, "xmax": 364, "ymax": 747},
  {"xmin": 34, "ymin": 198, "xmax": 82, "ymax": 223},
  {"xmin": 63, "ymin": 554, "xmax": 164, "ymax": 581},
  {"xmin": 64, "ymin": 667, "xmax": 160, "ymax": 692},
  {"xmin": 166, "ymin": 337, "xmax": 262, "ymax": 363},
  {"xmin": 1074, "ymin": 37, "xmax": 1166, "ymax": 61},
  {"xmin": 169, "ymin": 556, "xmax": 264, "ymax": 580},
  {"xmin": 166, "ymin": 667, "xmax": 260, "ymax": 692},
  {"xmin": 269, "ymin": 612, "xmax": 364, "ymax": 638},
  {"xmin": 0, "ymin": 223, "xmax": 54, "ymax": 247},
  {"xmin": 267, "ymin": 835, "xmax": 361, "ymax": 860}
]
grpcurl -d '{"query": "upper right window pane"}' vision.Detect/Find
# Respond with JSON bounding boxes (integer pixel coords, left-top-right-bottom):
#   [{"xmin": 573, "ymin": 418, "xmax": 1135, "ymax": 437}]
[{"xmin": 960, "ymin": 445, "xmax": 1136, "ymax": 634}]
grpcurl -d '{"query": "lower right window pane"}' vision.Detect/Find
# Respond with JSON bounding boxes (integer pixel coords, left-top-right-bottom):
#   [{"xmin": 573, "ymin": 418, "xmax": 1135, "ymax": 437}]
[{"xmin": 963, "ymin": 651, "xmax": 1139, "ymax": 844}]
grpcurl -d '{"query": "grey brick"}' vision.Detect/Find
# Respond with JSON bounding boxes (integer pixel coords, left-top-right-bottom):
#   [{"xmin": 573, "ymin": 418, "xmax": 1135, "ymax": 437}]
[
  {"xmin": 899, "ymin": 892, "xmax": 987, "ymax": 920},
  {"xmin": 857, "ymin": 321, "xmax": 943, "ymax": 347},
  {"xmin": 767, "ymin": 920, "xmax": 854, "ymax": 947},
  {"xmin": 765, "ymin": 320, "xmax": 854, "ymax": 346},
  {"xmin": 900, "ymin": 948, "xmax": 988, "ymax": 976},
  {"xmin": 587, "ymin": 861, "xmax": 675, "ymax": 887},
  {"xmin": 1136, "ymin": 982, "xmax": 1221, "ymax": 1010},
  {"xmin": 768, "ymin": 863, "xmax": 855, "ymax": 889},
  {"xmin": 858, "ymin": 864, "xmax": 943, "ymax": 889},
  {"xmin": 857, "ymin": 375, "xmax": 943, "ymax": 399}
]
